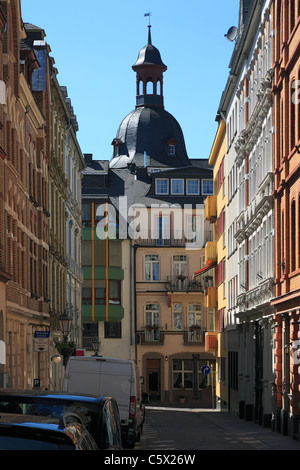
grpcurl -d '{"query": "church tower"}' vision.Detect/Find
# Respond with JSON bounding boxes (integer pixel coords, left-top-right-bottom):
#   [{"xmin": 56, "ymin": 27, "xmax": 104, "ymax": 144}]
[{"xmin": 110, "ymin": 26, "xmax": 191, "ymax": 169}]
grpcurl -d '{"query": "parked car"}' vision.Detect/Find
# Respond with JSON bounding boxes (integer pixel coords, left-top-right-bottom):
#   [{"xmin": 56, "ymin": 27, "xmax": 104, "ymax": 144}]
[
  {"xmin": 63, "ymin": 356, "xmax": 145, "ymax": 448},
  {"xmin": 0, "ymin": 389, "xmax": 122, "ymax": 449},
  {"xmin": 0, "ymin": 412, "xmax": 99, "ymax": 450}
]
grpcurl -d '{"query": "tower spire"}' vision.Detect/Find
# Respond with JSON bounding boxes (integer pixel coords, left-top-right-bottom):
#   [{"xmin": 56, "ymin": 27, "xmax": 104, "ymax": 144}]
[{"xmin": 148, "ymin": 24, "xmax": 152, "ymax": 45}]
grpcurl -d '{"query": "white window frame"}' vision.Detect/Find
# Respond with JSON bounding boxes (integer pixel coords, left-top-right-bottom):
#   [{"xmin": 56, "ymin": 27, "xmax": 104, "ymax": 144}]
[
  {"xmin": 145, "ymin": 254, "xmax": 159, "ymax": 281},
  {"xmin": 155, "ymin": 178, "xmax": 169, "ymax": 195},
  {"xmin": 171, "ymin": 178, "xmax": 184, "ymax": 195},
  {"xmin": 186, "ymin": 179, "xmax": 200, "ymax": 195}
]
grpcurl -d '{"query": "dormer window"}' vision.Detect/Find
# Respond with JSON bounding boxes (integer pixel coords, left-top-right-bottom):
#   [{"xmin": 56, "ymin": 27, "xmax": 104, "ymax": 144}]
[
  {"xmin": 168, "ymin": 144, "xmax": 176, "ymax": 156},
  {"xmin": 111, "ymin": 138, "xmax": 123, "ymax": 158},
  {"xmin": 167, "ymin": 138, "xmax": 177, "ymax": 156}
]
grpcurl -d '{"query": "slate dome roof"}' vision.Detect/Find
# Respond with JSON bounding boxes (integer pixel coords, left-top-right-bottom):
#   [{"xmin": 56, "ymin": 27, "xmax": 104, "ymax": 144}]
[{"xmin": 109, "ymin": 106, "xmax": 190, "ymax": 169}]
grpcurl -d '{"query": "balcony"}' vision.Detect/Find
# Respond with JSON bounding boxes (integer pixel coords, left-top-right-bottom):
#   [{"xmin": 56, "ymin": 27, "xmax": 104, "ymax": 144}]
[
  {"xmin": 205, "ymin": 332, "xmax": 217, "ymax": 352},
  {"xmin": 183, "ymin": 328, "xmax": 205, "ymax": 344},
  {"xmin": 165, "ymin": 276, "xmax": 204, "ymax": 293},
  {"xmin": 138, "ymin": 326, "xmax": 164, "ymax": 344},
  {"xmin": 205, "ymin": 195, "xmax": 217, "ymax": 222},
  {"xmin": 133, "ymin": 230, "xmax": 213, "ymax": 248},
  {"xmin": 205, "ymin": 286, "xmax": 217, "ymax": 308},
  {"xmin": 205, "ymin": 241, "xmax": 217, "ymax": 264}
]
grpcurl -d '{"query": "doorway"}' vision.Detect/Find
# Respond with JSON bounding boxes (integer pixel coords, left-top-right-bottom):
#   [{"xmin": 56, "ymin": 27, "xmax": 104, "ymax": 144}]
[{"xmin": 146, "ymin": 359, "xmax": 161, "ymax": 400}]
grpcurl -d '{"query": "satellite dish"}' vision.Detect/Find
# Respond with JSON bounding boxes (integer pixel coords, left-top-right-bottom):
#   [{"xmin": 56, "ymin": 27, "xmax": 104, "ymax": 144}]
[{"xmin": 225, "ymin": 26, "xmax": 238, "ymax": 42}]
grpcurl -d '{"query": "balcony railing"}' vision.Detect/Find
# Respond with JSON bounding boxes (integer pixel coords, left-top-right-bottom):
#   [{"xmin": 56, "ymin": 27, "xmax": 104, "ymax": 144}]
[
  {"xmin": 165, "ymin": 276, "xmax": 204, "ymax": 292},
  {"xmin": 183, "ymin": 329, "xmax": 205, "ymax": 344},
  {"xmin": 133, "ymin": 230, "xmax": 213, "ymax": 247},
  {"xmin": 137, "ymin": 327, "xmax": 205, "ymax": 344},
  {"xmin": 138, "ymin": 327, "xmax": 164, "ymax": 344}
]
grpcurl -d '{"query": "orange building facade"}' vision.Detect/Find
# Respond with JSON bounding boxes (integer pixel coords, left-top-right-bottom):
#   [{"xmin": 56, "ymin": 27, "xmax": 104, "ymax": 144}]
[{"xmin": 271, "ymin": 0, "xmax": 300, "ymax": 437}]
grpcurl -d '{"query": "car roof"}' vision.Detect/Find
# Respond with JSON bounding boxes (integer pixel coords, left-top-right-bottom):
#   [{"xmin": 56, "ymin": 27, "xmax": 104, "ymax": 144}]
[
  {"xmin": 0, "ymin": 413, "xmax": 98, "ymax": 449},
  {"xmin": 0, "ymin": 389, "xmax": 115, "ymax": 404},
  {"xmin": 0, "ymin": 412, "xmax": 81, "ymax": 430}
]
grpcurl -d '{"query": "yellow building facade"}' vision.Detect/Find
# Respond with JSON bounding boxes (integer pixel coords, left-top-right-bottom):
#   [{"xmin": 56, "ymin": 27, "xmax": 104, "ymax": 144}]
[{"xmin": 205, "ymin": 119, "xmax": 227, "ymax": 408}]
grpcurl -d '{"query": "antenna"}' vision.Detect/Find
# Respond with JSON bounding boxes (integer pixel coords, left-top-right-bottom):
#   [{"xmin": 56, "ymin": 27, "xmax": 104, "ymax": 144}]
[{"xmin": 225, "ymin": 26, "xmax": 238, "ymax": 42}]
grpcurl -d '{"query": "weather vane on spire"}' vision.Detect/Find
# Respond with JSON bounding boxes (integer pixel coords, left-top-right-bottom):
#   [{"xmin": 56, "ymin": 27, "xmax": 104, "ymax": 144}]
[{"xmin": 144, "ymin": 11, "xmax": 152, "ymax": 26}]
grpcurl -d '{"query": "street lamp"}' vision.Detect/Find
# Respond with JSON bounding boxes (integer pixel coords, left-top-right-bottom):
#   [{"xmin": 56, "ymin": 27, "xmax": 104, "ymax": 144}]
[
  {"xmin": 59, "ymin": 311, "xmax": 72, "ymax": 342},
  {"xmin": 91, "ymin": 338, "xmax": 101, "ymax": 356},
  {"xmin": 54, "ymin": 311, "xmax": 76, "ymax": 366}
]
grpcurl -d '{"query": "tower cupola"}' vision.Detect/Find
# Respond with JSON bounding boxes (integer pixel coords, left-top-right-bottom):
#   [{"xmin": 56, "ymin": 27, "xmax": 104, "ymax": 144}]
[{"xmin": 132, "ymin": 25, "xmax": 167, "ymax": 108}]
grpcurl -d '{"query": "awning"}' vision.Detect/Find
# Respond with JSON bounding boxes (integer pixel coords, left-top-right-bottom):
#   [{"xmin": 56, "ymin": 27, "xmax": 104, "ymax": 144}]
[{"xmin": 193, "ymin": 260, "xmax": 216, "ymax": 278}]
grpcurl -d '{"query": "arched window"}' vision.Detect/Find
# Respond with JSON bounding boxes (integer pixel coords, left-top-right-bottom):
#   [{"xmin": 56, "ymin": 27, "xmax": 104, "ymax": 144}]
[
  {"xmin": 291, "ymin": 79, "xmax": 296, "ymax": 150},
  {"xmin": 299, "ymin": 194, "xmax": 300, "ymax": 268},
  {"xmin": 290, "ymin": 0, "xmax": 295, "ymax": 31},
  {"xmin": 157, "ymin": 79, "xmax": 161, "ymax": 95},
  {"xmin": 146, "ymin": 80, "xmax": 153, "ymax": 94},
  {"xmin": 291, "ymin": 199, "xmax": 296, "ymax": 271},
  {"xmin": 138, "ymin": 80, "xmax": 143, "ymax": 95}
]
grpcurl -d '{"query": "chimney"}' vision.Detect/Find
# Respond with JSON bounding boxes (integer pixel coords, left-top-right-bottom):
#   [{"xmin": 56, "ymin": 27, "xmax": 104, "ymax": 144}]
[{"xmin": 84, "ymin": 153, "xmax": 93, "ymax": 165}]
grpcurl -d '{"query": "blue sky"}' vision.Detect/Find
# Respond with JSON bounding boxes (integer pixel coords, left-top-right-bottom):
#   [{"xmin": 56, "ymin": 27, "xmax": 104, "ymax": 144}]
[{"xmin": 21, "ymin": 0, "xmax": 239, "ymax": 161}]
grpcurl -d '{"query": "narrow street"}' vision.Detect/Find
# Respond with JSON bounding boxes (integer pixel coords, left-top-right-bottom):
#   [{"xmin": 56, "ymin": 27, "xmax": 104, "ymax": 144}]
[{"xmin": 135, "ymin": 406, "xmax": 300, "ymax": 451}]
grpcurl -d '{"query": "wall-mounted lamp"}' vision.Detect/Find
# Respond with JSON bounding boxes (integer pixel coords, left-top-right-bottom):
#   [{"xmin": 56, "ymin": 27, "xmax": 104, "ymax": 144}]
[{"xmin": 165, "ymin": 355, "xmax": 168, "ymax": 362}]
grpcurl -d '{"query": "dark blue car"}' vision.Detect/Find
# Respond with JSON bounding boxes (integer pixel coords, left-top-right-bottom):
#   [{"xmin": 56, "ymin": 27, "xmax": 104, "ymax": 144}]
[{"xmin": 0, "ymin": 389, "xmax": 122, "ymax": 449}]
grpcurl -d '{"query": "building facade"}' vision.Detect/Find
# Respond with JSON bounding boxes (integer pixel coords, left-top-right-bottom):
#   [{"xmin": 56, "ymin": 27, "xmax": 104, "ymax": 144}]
[
  {"xmin": 215, "ymin": 0, "xmax": 275, "ymax": 423},
  {"xmin": 205, "ymin": 119, "xmax": 229, "ymax": 410},
  {"xmin": 271, "ymin": 0, "xmax": 300, "ymax": 437},
  {"xmin": 0, "ymin": 4, "xmax": 50, "ymax": 389},
  {"xmin": 81, "ymin": 156, "xmax": 133, "ymax": 360}
]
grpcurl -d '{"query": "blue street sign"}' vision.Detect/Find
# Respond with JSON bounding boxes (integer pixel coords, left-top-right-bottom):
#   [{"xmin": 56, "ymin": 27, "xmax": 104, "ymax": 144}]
[
  {"xmin": 201, "ymin": 365, "xmax": 211, "ymax": 375},
  {"xmin": 34, "ymin": 378, "xmax": 40, "ymax": 388}
]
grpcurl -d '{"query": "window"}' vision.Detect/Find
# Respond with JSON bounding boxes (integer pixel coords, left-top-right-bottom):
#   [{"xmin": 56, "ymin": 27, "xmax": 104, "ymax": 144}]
[
  {"xmin": 171, "ymin": 179, "xmax": 184, "ymax": 195},
  {"xmin": 82, "ymin": 241, "xmax": 92, "ymax": 266},
  {"xmin": 145, "ymin": 254, "xmax": 159, "ymax": 281},
  {"xmin": 186, "ymin": 179, "xmax": 199, "ymax": 195},
  {"xmin": 186, "ymin": 215, "xmax": 202, "ymax": 246},
  {"xmin": 105, "ymin": 322, "xmax": 121, "ymax": 338},
  {"xmin": 207, "ymin": 308, "xmax": 215, "ymax": 331},
  {"xmin": 156, "ymin": 215, "xmax": 170, "ymax": 245},
  {"xmin": 173, "ymin": 255, "xmax": 187, "ymax": 278},
  {"xmin": 95, "ymin": 280, "xmax": 106, "ymax": 305},
  {"xmin": 82, "ymin": 287, "xmax": 92, "ymax": 305},
  {"xmin": 173, "ymin": 303, "xmax": 183, "ymax": 330},
  {"xmin": 188, "ymin": 304, "xmax": 202, "ymax": 342},
  {"xmin": 155, "ymin": 178, "xmax": 169, "ymax": 195},
  {"xmin": 109, "ymin": 241, "xmax": 122, "ymax": 267},
  {"xmin": 173, "ymin": 359, "xmax": 193, "ymax": 389},
  {"xmin": 109, "ymin": 280, "xmax": 121, "ymax": 305},
  {"xmin": 168, "ymin": 144, "xmax": 176, "ymax": 155},
  {"xmin": 145, "ymin": 304, "xmax": 160, "ymax": 341},
  {"xmin": 202, "ymin": 179, "xmax": 214, "ymax": 195},
  {"xmin": 82, "ymin": 204, "xmax": 91, "ymax": 225}
]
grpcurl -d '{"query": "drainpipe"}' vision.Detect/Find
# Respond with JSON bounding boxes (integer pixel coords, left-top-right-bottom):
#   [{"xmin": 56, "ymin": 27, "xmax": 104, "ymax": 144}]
[{"xmin": 282, "ymin": 313, "xmax": 290, "ymax": 435}]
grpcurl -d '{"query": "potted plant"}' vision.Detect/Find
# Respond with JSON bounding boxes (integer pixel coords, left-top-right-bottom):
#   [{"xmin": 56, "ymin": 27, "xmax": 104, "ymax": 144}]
[{"xmin": 179, "ymin": 394, "xmax": 186, "ymax": 404}]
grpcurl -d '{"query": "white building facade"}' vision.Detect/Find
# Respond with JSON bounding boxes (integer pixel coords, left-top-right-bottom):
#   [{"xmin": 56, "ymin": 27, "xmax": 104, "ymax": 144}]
[{"xmin": 218, "ymin": 0, "xmax": 275, "ymax": 424}]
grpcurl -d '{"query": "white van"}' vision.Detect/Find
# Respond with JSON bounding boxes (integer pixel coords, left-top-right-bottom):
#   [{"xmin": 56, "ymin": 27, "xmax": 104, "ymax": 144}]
[{"xmin": 63, "ymin": 356, "xmax": 144, "ymax": 448}]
